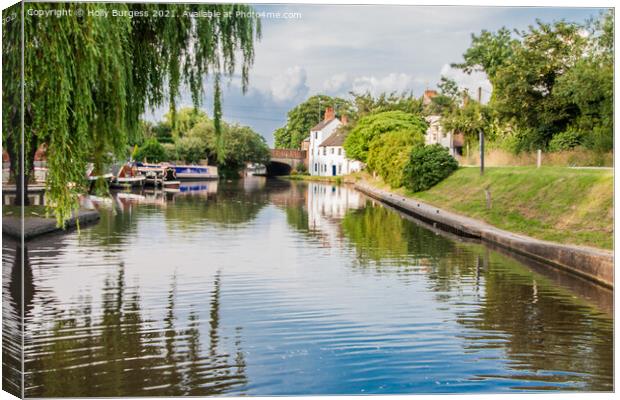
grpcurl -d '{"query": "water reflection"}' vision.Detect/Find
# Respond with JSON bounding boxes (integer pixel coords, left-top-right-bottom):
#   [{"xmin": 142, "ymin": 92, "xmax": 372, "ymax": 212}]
[
  {"xmin": 7, "ymin": 178, "xmax": 613, "ymax": 395},
  {"xmin": 22, "ymin": 259, "xmax": 246, "ymax": 397}
]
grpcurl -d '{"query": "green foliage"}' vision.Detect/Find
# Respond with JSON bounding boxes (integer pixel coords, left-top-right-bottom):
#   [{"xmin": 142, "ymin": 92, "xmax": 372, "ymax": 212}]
[
  {"xmin": 344, "ymin": 111, "xmax": 427, "ymax": 163},
  {"xmin": 404, "ymin": 144, "xmax": 459, "ymax": 192},
  {"xmin": 452, "ymin": 11, "xmax": 613, "ymax": 154},
  {"xmin": 273, "ymin": 95, "xmax": 354, "ymax": 149},
  {"xmin": 183, "ymin": 114, "xmax": 270, "ymax": 174},
  {"xmin": 451, "ymin": 27, "xmax": 517, "ymax": 83},
  {"xmin": 165, "ymin": 108, "xmax": 209, "ymax": 139},
  {"xmin": 442, "ymin": 100, "xmax": 496, "ymax": 143},
  {"xmin": 367, "ymin": 130, "xmax": 425, "ymax": 188},
  {"xmin": 548, "ymin": 130, "xmax": 583, "ymax": 152},
  {"xmin": 134, "ymin": 138, "xmax": 168, "ymax": 163},
  {"xmin": 6, "ymin": 3, "xmax": 261, "ymax": 226},
  {"xmin": 295, "ymin": 162, "xmax": 307, "ymax": 174},
  {"xmin": 175, "ymin": 136, "xmax": 208, "ymax": 164},
  {"xmin": 351, "ymin": 91, "xmax": 423, "ymax": 119}
]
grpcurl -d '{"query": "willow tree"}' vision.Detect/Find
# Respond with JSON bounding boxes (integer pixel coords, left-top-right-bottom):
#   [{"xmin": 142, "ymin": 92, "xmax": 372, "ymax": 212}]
[{"xmin": 2, "ymin": 3, "xmax": 261, "ymax": 226}]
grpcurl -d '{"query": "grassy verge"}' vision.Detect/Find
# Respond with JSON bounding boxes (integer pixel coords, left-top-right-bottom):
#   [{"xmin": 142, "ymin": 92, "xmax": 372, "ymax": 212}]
[
  {"xmin": 363, "ymin": 167, "xmax": 613, "ymax": 250},
  {"xmin": 2, "ymin": 205, "xmax": 52, "ymax": 219},
  {"xmin": 281, "ymin": 174, "xmax": 352, "ymax": 184}
]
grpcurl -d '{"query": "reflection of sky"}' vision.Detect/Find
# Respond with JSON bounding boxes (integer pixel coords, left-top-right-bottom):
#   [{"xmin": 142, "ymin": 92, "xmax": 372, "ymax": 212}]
[
  {"xmin": 21, "ymin": 182, "xmax": 612, "ymax": 394},
  {"xmin": 145, "ymin": 5, "xmax": 602, "ymax": 145}
]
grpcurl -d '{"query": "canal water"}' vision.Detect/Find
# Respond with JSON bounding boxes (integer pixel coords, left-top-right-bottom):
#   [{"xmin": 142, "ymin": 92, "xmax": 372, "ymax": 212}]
[{"xmin": 2, "ymin": 178, "xmax": 613, "ymax": 396}]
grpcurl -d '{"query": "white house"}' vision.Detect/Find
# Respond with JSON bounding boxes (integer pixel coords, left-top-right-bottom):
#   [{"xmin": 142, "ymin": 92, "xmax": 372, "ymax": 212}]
[
  {"xmin": 425, "ymin": 115, "xmax": 464, "ymax": 157},
  {"xmin": 308, "ymin": 107, "xmax": 363, "ymax": 176}
]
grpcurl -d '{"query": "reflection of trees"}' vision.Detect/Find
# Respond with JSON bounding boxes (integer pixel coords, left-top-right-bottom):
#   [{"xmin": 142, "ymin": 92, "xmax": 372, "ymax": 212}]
[
  {"xmin": 2, "ymin": 239, "xmax": 26, "ymax": 397},
  {"xmin": 82, "ymin": 199, "xmax": 141, "ymax": 248},
  {"xmin": 340, "ymin": 202, "xmax": 612, "ymax": 390},
  {"xmin": 164, "ymin": 180, "xmax": 269, "ymax": 229},
  {"xmin": 341, "ymin": 203, "xmax": 459, "ymax": 266},
  {"xmin": 24, "ymin": 263, "xmax": 247, "ymax": 397},
  {"xmin": 455, "ymin": 249, "xmax": 613, "ymax": 391}
]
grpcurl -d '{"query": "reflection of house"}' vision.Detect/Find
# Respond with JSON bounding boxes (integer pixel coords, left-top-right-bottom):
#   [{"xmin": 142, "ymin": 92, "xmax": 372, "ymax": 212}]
[
  {"xmin": 308, "ymin": 107, "xmax": 363, "ymax": 177},
  {"xmin": 425, "ymin": 115, "xmax": 464, "ymax": 157},
  {"xmin": 307, "ymin": 182, "xmax": 363, "ymax": 246}
]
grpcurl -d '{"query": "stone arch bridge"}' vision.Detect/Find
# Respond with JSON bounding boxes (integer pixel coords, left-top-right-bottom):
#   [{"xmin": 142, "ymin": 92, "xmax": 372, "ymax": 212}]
[{"xmin": 268, "ymin": 149, "xmax": 307, "ymax": 176}]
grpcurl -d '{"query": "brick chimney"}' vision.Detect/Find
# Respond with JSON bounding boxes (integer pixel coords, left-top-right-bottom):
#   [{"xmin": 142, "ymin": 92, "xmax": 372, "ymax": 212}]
[
  {"xmin": 422, "ymin": 89, "xmax": 438, "ymax": 106},
  {"xmin": 324, "ymin": 107, "xmax": 335, "ymax": 121},
  {"xmin": 340, "ymin": 114, "xmax": 348, "ymax": 125}
]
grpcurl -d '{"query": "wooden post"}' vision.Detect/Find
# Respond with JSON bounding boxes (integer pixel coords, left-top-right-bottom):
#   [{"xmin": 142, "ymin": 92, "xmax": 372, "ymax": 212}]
[
  {"xmin": 479, "ymin": 130, "xmax": 484, "ymax": 175},
  {"xmin": 477, "ymin": 87, "xmax": 482, "ymax": 103},
  {"xmin": 537, "ymin": 149, "xmax": 542, "ymax": 168}
]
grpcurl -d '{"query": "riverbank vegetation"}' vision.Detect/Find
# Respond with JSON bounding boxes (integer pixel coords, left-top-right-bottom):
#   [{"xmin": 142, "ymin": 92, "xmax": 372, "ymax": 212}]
[
  {"xmin": 2, "ymin": 2, "xmax": 261, "ymax": 226},
  {"xmin": 135, "ymin": 108, "xmax": 270, "ymax": 178},
  {"xmin": 364, "ymin": 167, "xmax": 613, "ymax": 250}
]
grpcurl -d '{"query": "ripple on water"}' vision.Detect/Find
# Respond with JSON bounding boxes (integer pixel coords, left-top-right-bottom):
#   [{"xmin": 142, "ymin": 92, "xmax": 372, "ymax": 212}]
[{"xmin": 4, "ymin": 181, "xmax": 612, "ymax": 396}]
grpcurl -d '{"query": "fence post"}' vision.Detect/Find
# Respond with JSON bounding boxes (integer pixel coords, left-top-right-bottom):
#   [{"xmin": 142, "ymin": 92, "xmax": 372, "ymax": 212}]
[
  {"xmin": 537, "ymin": 149, "xmax": 542, "ymax": 168},
  {"xmin": 479, "ymin": 130, "xmax": 484, "ymax": 175}
]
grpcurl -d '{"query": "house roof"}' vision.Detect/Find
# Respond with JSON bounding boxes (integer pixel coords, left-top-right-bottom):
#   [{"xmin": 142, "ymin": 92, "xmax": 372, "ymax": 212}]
[
  {"xmin": 319, "ymin": 129, "xmax": 347, "ymax": 147},
  {"xmin": 311, "ymin": 117, "xmax": 339, "ymax": 132}
]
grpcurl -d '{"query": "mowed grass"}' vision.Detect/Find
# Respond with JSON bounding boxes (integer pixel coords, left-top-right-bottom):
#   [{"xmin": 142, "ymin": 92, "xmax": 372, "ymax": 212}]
[{"xmin": 368, "ymin": 167, "xmax": 613, "ymax": 250}]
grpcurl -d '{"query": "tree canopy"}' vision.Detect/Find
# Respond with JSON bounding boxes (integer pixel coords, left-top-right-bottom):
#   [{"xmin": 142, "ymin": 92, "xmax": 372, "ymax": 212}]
[
  {"xmin": 3, "ymin": 3, "xmax": 261, "ymax": 226},
  {"xmin": 343, "ymin": 111, "xmax": 428, "ymax": 163},
  {"xmin": 273, "ymin": 95, "xmax": 354, "ymax": 149},
  {"xmin": 451, "ymin": 10, "xmax": 613, "ymax": 153}
]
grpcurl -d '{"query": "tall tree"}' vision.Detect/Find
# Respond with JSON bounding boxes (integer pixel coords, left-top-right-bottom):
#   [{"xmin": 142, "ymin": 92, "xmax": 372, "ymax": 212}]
[{"xmin": 3, "ymin": 3, "xmax": 261, "ymax": 225}]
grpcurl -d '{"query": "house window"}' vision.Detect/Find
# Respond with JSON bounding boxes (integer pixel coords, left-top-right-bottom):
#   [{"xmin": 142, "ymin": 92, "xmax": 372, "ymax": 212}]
[
  {"xmin": 331, "ymin": 148, "xmax": 334, "ymax": 154},
  {"xmin": 338, "ymin": 164, "xmax": 342, "ymax": 174},
  {"xmin": 322, "ymin": 147, "xmax": 326, "ymax": 156},
  {"xmin": 314, "ymin": 132, "xmax": 318, "ymax": 139},
  {"xmin": 338, "ymin": 148, "xmax": 342, "ymax": 156},
  {"xmin": 314, "ymin": 163, "xmax": 318, "ymax": 172}
]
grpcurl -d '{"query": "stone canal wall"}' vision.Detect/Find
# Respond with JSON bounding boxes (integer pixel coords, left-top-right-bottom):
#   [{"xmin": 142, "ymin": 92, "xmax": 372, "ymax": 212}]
[
  {"xmin": 3, "ymin": 209, "xmax": 100, "ymax": 240},
  {"xmin": 354, "ymin": 181, "xmax": 614, "ymax": 288}
]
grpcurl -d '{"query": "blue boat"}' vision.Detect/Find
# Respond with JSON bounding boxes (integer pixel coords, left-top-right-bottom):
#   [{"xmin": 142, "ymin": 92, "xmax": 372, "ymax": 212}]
[{"xmin": 137, "ymin": 163, "xmax": 219, "ymax": 181}]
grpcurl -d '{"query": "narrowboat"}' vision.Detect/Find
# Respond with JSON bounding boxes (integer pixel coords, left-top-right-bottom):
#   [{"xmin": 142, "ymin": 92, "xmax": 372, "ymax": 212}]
[
  {"xmin": 137, "ymin": 162, "xmax": 218, "ymax": 181},
  {"xmin": 110, "ymin": 163, "xmax": 146, "ymax": 189}
]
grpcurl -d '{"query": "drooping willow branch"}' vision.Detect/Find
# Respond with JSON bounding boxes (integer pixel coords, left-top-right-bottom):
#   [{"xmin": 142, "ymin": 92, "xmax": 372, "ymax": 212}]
[{"xmin": 6, "ymin": 2, "xmax": 261, "ymax": 226}]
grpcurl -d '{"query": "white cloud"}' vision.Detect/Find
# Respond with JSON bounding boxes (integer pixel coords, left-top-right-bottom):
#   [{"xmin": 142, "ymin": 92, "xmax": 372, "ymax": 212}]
[
  {"xmin": 322, "ymin": 73, "xmax": 349, "ymax": 94},
  {"xmin": 351, "ymin": 73, "xmax": 414, "ymax": 96},
  {"xmin": 270, "ymin": 66, "xmax": 310, "ymax": 103},
  {"xmin": 439, "ymin": 64, "xmax": 492, "ymax": 103}
]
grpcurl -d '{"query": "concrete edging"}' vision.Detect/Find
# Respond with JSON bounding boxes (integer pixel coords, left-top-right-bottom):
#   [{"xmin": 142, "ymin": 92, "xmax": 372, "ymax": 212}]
[
  {"xmin": 354, "ymin": 181, "xmax": 614, "ymax": 288},
  {"xmin": 2, "ymin": 209, "xmax": 100, "ymax": 240}
]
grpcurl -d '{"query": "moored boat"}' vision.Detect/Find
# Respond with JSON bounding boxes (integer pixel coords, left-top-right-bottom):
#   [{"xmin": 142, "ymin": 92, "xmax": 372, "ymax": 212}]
[
  {"xmin": 110, "ymin": 163, "xmax": 146, "ymax": 189},
  {"xmin": 137, "ymin": 162, "xmax": 218, "ymax": 181},
  {"xmin": 172, "ymin": 164, "xmax": 218, "ymax": 180}
]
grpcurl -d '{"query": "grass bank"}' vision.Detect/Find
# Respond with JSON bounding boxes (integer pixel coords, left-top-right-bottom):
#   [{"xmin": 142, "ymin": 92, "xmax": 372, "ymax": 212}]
[
  {"xmin": 281, "ymin": 174, "xmax": 356, "ymax": 184},
  {"xmin": 363, "ymin": 167, "xmax": 613, "ymax": 250}
]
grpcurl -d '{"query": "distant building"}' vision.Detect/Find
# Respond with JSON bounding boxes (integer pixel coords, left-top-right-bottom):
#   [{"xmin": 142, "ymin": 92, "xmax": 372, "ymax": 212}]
[
  {"xmin": 308, "ymin": 107, "xmax": 363, "ymax": 176},
  {"xmin": 422, "ymin": 89, "xmax": 438, "ymax": 106},
  {"xmin": 425, "ymin": 115, "xmax": 464, "ymax": 157}
]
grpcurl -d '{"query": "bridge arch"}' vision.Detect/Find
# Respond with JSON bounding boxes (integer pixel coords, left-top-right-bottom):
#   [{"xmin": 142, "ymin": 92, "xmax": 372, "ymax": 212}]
[{"xmin": 267, "ymin": 148, "xmax": 306, "ymax": 176}]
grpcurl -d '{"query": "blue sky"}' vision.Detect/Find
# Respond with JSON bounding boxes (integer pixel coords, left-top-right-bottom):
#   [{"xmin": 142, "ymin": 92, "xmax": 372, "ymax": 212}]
[{"xmin": 146, "ymin": 5, "xmax": 604, "ymax": 146}]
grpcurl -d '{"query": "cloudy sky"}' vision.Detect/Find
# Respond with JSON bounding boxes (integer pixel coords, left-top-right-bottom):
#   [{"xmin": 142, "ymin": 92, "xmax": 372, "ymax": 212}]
[{"xmin": 147, "ymin": 5, "xmax": 604, "ymax": 146}]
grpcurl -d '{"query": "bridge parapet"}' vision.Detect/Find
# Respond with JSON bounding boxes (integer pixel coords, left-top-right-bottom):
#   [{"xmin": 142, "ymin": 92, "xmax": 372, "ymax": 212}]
[{"xmin": 270, "ymin": 148, "xmax": 306, "ymax": 159}]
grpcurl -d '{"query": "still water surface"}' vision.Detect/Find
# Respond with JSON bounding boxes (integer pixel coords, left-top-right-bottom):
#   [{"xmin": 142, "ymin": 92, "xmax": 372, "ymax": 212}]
[{"xmin": 2, "ymin": 178, "xmax": 613, "ymax": 396}]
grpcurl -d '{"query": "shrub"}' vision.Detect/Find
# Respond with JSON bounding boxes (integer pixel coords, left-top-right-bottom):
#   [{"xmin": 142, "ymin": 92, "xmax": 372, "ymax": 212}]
[
  {"xmin": 404, "ymin": 144, "xmax": 458, "ymax": 192},
  {"xmin": 295, "ymin": 162, "xmax": 307, "ymax": 174},
  {"xmin": 134, "ymin": 138, "xmax": 167, "ymax": 163},
  {"xmin": 548, "ymin": 130, "xmax": 583, "ymax": 152},
  {"xmin": 175, "ymin": 136, "xmax": 207, "ymax": 164},
  {"xmin": 343, "ymin": 111, "xmax": 427, "ymax": 163},
  {"xmin": 367, "ymin": 129, "xmax": 425, "ymax": 188}
]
